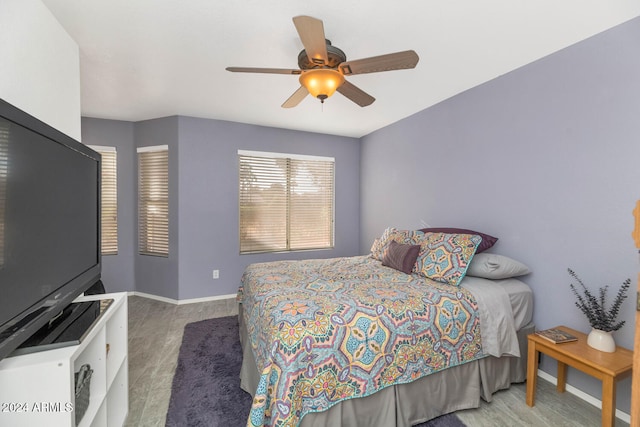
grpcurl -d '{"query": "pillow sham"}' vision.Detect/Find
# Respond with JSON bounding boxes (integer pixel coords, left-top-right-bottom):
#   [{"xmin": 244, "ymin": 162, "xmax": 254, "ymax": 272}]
[
  {"xmin": 414, "ymin": 233, "xmax": 482, "ymax": 286},
  {"xmin": 418, "ymin": 227, "xmax": 498, "ymax": 253},
  {"xmin": 371, "ymin": 227, "xmax": 425, "ymax": 261},
  {"xmin": 370, "ymin": 238, "xmax": 382, "ymax": 258},
  {"xmin": 466, "ymin": 253, "xmax": 530, "ymax": 279},
  {"xmin": 371, "ymin": 227, "xmax": 398, "ymax": 260},
  {"xmin": 382, "ymin": 240, "xmax": 421, "ymax": 274}
]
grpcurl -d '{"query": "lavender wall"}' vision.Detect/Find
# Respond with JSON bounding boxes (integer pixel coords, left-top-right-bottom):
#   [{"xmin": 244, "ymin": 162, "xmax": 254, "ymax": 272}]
[
  {"xmin": 134, "ymin": 117, "xmax": 181, "ymax": 300},
  {"xmin": 360, "ymin": 17, "xmax": 640, "ymax": 412},
  {"xmin": 176, "ymin": 116, "xmax": 361, "ymax": 299},
  {"xmin": 81, "ymin": 118, "xmax": 136, "ymax": 293},
  {"xmin": 81, "ymin": 115, "xmax": 361, "ymax": 300}
]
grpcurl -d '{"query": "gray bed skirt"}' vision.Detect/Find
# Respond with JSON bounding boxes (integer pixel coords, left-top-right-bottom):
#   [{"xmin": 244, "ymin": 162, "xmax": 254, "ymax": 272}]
[{"xmin": 239, "ymin": 306, "xmax": 534, "ymax": 427}]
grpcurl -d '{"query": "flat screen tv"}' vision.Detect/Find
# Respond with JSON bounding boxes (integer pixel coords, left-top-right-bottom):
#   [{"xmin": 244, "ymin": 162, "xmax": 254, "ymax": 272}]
[{"xmin": 0, "ymin": 98, "xmax": 101, "ymax": 361}]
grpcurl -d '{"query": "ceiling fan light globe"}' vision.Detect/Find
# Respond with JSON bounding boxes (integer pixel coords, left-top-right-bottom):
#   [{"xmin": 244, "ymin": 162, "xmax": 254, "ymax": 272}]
[{"xmin": 299, "ymin": 69, "xmax": 345, "ymax": 100}]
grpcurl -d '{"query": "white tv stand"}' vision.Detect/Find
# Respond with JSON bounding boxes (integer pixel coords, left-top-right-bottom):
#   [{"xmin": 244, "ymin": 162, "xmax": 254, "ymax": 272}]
[{"xmin": 0, "ymin": 292, "xmax": 128, "ymax": 427}]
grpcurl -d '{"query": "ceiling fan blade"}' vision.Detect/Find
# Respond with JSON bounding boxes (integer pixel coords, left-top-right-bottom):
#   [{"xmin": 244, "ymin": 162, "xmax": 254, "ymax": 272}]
[
  {"xmin": 292, "ymin": 15, "xmax": 328, "ymax": 66},
  {"xmin": 339, "ymin": 50, "xmax": 419, "ymax": 76},
  {"xmin": 226, "ymin": 67, "xmax": 301, "ymax": 75},
  {"xmin": 337, "ymin": 80, "xmax": 375, "ymax": 107},
  {"xmin": 282, "ymin": 86, "xmax": 309, "ymax": 108}
]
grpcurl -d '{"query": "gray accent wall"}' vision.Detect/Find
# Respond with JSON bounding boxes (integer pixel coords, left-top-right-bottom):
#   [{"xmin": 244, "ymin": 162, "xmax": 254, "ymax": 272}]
[
  {"xmin": 81, "ymin": 118, "xmax": 136, "ymax": 293},
  {"xmin": 360, "ymin": 17, "xmax": 640, "ymax": 412},
  {"xmin": 81, "ymin": 115, "xmax": 361, "ymax": 300},
  {"xmin": 134, "ymin": 117, "xmax": 181, "ymax": 300},
  {"xmin": 176, "ymin": 116, "xmax": 360, "ymax": 299}
]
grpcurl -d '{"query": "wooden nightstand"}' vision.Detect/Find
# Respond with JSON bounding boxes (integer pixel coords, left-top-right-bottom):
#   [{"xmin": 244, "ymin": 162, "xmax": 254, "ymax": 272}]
[{"xmin": 526, "ymin": 325, "xmax": 633, "ymax": 427}]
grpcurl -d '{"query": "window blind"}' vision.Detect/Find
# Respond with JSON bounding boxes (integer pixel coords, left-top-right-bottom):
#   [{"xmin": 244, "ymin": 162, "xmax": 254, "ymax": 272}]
[
  {"xmin": 137, "ymin": 146, "xmax": 169, "ymax": 257},
  {"xmin": 239, "ymin": 150, "xmax": 334, "ymax": 254},
  {"xmin": 0, "ymin": 122, "xmax": 7, "ymax": 267},
  {"xmin": 89, "ymin": 146, "xmax": 118, "ymax": 255}
]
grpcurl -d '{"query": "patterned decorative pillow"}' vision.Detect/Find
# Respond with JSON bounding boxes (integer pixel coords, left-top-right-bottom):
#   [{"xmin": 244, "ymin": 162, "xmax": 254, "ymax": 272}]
[
  {"xmin": 414, "ymin": 233, "xmax": 482, "ymax": 286},
  {"xmin": 418, "ymin": 227, "xmax": 498, "ymax": 253},
  {"xmin": 382, "ymin": 240, "xmax": 421, "ymax": 274},
  {"xmin": 370, "ymin": 238, "xmax": 382, "ymax": 258},
  {"xmin": 371, "ymin": 227, "xmax": 397, "ymax": 260},
  {"xmin": 372, "ymin": 227, "xmax": 425, "ymax": 261},
  {"xmin": 401, "ymin": 229, "xmax": 426, "ymax": 245}
]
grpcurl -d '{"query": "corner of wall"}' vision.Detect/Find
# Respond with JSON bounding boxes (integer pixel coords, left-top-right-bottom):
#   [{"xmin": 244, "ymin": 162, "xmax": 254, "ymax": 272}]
[{"xmin": 0, "ymin": 0, "xmax": 81, "ymax": 139}]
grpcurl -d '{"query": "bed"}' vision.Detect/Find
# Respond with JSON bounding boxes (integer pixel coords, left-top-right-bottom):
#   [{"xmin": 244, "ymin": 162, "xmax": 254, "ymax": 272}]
[{"xmin": 237, "ymin": 229, "xmax": 534, "ymax": 427}]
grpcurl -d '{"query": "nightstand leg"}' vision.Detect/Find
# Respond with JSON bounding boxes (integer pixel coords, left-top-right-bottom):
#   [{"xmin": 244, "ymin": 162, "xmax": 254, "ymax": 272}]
[
  {"xmin": 526, "ymin": 338, "xmax": 538, "ymax": 406},
  {"xmin": 557, "ymin": 361, "xmax": 567, "ymax": 393},
  {"xmin": 601, "ymin": 375, "xmax": 615, "ymax": 427}
]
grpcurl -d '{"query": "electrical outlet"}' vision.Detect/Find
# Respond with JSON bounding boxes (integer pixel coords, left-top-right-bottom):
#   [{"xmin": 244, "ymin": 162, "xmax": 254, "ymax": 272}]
[{"xmin": 213, "ymin": 269, "xmax": 219, "ymax": 279}]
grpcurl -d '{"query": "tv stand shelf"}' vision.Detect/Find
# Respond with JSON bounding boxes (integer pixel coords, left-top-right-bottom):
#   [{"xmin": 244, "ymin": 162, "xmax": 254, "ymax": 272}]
[{"xmin": 0, "ymin": 293, "xmax": 128, "ymax": 427}]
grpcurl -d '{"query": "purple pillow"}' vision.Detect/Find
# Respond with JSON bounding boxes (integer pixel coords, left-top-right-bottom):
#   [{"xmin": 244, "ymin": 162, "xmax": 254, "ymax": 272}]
[
  {"xmin": 418, "ymin": 227, "xmax": 498, "ymax": 253},
  {"xmin": 382, "ymin": 240, "xmax": 421, "ymax": 274}
]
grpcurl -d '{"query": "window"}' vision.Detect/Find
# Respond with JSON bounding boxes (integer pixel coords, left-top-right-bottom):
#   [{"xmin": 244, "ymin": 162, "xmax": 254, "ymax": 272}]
[
  {"xmin": 137, "ymin": 145, "xmax": 169, "ymax": 257},
  {"xmin": 89, "ymin": 145, "xmax": 118, "ymax": 255},
  {"xmin": 239, "ymin": 150, "xmax": 334, "ymax": 254}
]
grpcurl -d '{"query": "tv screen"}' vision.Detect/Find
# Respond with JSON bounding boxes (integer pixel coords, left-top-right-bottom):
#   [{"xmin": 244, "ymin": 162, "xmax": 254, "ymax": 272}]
[{"xmin": 0, "ymin": 99, "xmax": 101, "ymax": 361}]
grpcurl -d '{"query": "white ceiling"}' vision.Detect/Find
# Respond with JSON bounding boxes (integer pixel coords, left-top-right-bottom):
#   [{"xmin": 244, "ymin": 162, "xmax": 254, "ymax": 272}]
[{"xmin": 42, "ymin": 0, "xmax": 640, "ymax": 138}]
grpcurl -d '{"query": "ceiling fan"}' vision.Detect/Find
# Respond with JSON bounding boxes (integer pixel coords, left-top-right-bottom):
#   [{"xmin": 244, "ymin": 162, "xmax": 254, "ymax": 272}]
[{"xmin": 226, "ymin": 15, "xmax": 419, "ymax": 108}]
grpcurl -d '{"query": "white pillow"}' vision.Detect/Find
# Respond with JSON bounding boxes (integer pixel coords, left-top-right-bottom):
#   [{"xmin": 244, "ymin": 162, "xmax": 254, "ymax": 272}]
[{"xmin": 466, "ymin": 253, "xmax": 530, "ymax": 279}]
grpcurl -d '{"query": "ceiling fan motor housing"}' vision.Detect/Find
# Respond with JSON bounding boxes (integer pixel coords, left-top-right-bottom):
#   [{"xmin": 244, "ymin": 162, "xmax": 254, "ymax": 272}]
[{"xmin": 297, "ymin": 39, "xmax": 347, "ymax": 70}]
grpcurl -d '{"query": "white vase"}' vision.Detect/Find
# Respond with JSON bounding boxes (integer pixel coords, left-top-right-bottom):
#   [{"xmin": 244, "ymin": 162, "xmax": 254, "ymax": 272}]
[{"xmin": 587, "ymin": 328, "xmax": 616, "ymax": 353}]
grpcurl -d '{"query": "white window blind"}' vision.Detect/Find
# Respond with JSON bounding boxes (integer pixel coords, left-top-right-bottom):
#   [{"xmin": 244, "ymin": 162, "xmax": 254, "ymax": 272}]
[
  {"xmin": 137, "ymin": 145, "xmax": 169, "ymax": 257},
  {"xmin": 89, "ymin": 145, "xmax": 118, "ymax": 255},
  {"xmin": 239, "ymin": 150, "xmax": 334, "ymax": 254}
]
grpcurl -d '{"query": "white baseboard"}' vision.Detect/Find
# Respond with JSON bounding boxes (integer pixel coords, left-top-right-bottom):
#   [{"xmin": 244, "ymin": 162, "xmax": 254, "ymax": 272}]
[
  {"xmin": 537, "ymin": 370, "xmax": 630, "ymax": 423},
  {"xmin": 127, "ymin": 291, "xmax": 236, "ymax": 305}
]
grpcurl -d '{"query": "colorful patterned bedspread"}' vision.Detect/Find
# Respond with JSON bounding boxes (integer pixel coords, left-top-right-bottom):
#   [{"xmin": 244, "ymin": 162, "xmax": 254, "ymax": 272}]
[{"xmin": 238, "ymin": 255, "xmax": 485, "ymax": 427}]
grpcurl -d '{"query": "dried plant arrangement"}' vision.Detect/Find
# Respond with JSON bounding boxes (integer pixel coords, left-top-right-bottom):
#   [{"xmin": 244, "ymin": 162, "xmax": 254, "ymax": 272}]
[{"xmin": 568, "ymin": 268, "xmax": 631, "ymax": 332}]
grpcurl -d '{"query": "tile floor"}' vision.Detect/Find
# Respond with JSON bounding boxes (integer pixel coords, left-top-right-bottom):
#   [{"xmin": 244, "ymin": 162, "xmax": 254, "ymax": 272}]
[
  {"xmin": 125, "ymin": 295, "xmax": 238, "ymax": 427},
  {"xmin": 124, "ymin": 295, "xmax": 629, "ymax": 427}
]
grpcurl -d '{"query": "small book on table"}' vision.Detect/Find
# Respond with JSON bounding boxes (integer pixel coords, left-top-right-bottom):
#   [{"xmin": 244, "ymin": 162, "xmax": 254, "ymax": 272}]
[{"xmin": 535, "ymin": 328, "xmax": 577, "ymax": 344}]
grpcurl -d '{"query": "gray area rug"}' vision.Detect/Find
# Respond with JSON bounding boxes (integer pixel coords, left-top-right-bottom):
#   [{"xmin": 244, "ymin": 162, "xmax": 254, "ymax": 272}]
[{"xmin": 166, "ymin": 316, "xmax": 466, "ymax": 427}]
